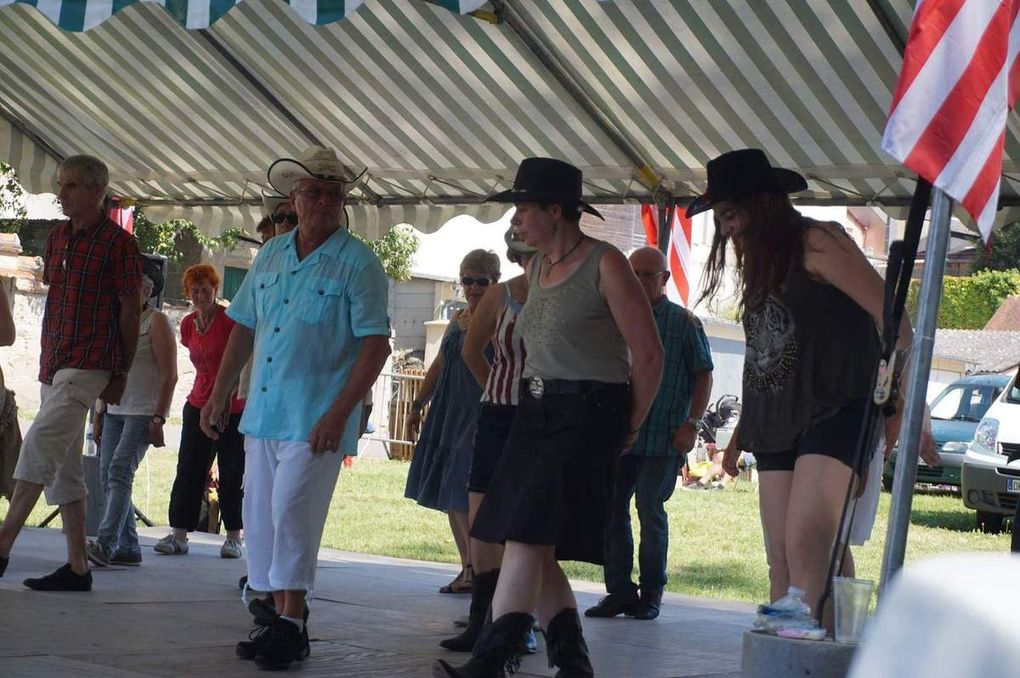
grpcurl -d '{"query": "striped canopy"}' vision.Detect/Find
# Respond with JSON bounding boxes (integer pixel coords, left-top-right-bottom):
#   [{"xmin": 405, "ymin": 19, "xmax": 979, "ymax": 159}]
[{"xmin": 2, "ymin": 0, "xmax": 1018, "ymax": 237}]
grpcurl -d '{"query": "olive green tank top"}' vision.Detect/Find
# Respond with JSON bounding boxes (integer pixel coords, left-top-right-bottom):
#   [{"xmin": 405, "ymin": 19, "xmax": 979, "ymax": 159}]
[{"xmin": 515, "ymin": 240, "xmax": 630, "ymax": 383}]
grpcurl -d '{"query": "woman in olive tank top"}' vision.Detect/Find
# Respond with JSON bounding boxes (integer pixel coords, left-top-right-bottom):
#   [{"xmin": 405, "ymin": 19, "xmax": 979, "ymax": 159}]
[
  {"xmin": 692, "ymin": 149, "xmax": 937, "ymax": 629},
  {"xmin": 435, "ymin": 158, "xmax": 663, "ymax": 678}
]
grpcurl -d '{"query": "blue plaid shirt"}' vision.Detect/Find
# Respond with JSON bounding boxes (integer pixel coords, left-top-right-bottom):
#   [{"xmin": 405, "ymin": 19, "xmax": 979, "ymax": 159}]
[{"xmin": 629, "ymin": 297, "xmax": 714, "ymax": 456}]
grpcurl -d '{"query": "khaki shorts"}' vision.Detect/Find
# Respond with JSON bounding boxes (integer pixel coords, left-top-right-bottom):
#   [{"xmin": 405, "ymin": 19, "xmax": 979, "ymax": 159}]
[{"xmin": 13, "ymin": 368, "xmax": 109, "ymax": 506}]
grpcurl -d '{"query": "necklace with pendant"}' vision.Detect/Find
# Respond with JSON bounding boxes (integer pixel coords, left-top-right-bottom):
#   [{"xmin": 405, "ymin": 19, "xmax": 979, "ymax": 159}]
[{"xmin": 544, "ymin": 234, "xmax": 586, "ymax": 276}]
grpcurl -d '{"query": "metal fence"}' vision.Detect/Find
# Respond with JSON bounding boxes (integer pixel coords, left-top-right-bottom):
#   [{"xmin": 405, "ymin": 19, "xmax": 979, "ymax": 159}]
[{"xmin": 362, "ymin": 368, "xmax": 428, "ymax": 460}]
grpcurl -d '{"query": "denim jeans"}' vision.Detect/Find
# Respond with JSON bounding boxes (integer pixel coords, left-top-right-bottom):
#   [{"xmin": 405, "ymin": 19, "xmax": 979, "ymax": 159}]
[
  {"xmin": 603, "ymin": 453, "xmax": 682, "ymax": 597},
  {"xmin": 97, "ymin": 414, "xmax": 151, "ymax": 558}
]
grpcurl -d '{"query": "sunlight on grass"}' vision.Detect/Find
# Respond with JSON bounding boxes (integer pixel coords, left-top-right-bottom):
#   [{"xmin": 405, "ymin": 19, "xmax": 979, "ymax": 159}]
[{"xmin": 2, "ymin": 455, "xmax": 1010, "ymax": 604}]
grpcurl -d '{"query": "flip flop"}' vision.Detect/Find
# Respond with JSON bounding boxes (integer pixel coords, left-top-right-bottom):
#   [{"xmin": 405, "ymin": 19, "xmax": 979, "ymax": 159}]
[{"xmin": 439, "ymin": 566, "xmax": 473, "ymax": 594}]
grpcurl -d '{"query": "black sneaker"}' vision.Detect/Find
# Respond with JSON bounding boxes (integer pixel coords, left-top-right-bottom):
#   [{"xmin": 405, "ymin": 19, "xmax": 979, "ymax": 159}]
[
  {"xmin": 24, "ymin": 564, "xmax": 92, "ymax": 591},
  {"xmin": 236, "ymin": 624, "xmax": 272, "ymax": 660},
  {"xmin": 110, "ymin": 551, "xmax": 142, "ymax": 566},
  {"xmin": 583, "ymin": 592, "xmax": 638, "ymax": 618},
  {"xmin": 254, "ymin": 617, "xmax": 310, "ymax": 670}
]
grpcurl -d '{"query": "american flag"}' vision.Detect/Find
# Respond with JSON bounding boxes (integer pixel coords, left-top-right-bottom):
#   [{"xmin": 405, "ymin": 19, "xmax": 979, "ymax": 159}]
[
  {"xmin": 881, "ymin": 0, "xmax": 1020, "ymax": 242},
  {"xmin": 640, "ymin": 205, "xmax": 693, "ymax": 307}
]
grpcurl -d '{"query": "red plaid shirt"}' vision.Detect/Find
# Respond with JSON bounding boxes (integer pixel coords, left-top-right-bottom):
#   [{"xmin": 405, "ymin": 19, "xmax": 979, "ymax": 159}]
[{"xmin": 40, "ymin": 217, "xmax": 142, "ymax": 384}]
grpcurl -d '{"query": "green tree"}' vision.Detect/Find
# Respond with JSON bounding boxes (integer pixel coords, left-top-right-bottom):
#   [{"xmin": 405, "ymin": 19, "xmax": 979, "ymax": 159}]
[
  {"xmin": 907, "ymin": 268, "xmax": 1020, "ymax": 329},
  {"xmin": 354, "ymin": 224, "xmax": 419, "ymax": 282},
  {"xmin": 973, "ymin": 221, "xmax": 1020, "ymax": 272},
  {"xmin": 133, "ymin": 208, "xmax": 244, "ymax": 261},
  {"xmin": 0, "ymin": 162, "xmax": 27, "ymax": 234}
]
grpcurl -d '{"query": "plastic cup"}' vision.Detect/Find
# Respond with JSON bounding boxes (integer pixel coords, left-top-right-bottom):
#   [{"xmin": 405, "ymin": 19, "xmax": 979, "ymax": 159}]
[{"xmin": 833, "ymin": 576, "xmax": 873, "ymax": 644}]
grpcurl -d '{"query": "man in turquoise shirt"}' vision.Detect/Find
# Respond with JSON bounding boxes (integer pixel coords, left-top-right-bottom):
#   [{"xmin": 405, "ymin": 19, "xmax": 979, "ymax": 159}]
[{"xmin": 200, "ymin": 147, "xmax": 390, "ymax": 670}]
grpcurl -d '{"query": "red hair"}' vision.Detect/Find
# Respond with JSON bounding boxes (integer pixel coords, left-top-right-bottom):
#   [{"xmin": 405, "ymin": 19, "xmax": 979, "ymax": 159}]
[{"xmin": 181, "ymin": 264, "xmax": 220, "ymax": 294}]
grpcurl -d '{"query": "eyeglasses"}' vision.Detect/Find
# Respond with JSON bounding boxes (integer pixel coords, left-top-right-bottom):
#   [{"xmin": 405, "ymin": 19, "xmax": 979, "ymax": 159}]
[
  {"xmin": 460, "ymin": 276, "xmax": 492, "ymax": 287},
  {"xmin": 295, "ymin": 187, "xmax": 346, "ymax": 203},
  {"xmin": 271, "ymin": 211, "xmax": 298, "ymax": 225}
]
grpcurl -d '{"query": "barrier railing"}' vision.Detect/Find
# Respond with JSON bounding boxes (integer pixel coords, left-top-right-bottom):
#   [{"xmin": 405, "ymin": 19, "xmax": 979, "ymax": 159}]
[{"xmin": 363, "ymin": 368, "xmax": 428, "ymax": 460}]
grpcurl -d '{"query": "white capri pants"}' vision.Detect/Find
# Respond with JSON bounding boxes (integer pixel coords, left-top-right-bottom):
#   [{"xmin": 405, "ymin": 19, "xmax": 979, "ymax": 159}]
[{"xmin": 243, "ymin": 437, "xmax": 344, "ymax": 593}]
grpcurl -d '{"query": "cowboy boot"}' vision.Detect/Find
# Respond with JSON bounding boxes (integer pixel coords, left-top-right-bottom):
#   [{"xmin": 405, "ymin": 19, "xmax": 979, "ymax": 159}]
[
  {"xmin": 432, "ymin": 611, "xmax": 533, "ymax": 678},
  {"xmin": 545, "ymin": 608, "xmax": 594, "ymax": 678},
  {"xmin": 440, "ymin": 569, "xmax": 500, "ymax": 651}
]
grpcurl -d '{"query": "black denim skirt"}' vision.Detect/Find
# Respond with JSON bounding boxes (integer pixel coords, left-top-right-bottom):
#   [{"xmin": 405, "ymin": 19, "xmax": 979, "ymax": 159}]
[
  {"xmin": 468, "ymin": 403, "xmax": 517, "ymax": 494},
  {"xmin": 470, "ymin": 382, "xmax": 630, "ymax": 564}
]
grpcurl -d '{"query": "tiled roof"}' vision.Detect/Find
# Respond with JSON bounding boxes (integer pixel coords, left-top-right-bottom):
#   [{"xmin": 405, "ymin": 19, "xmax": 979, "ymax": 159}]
[
  {"xmin": 934, "ymin": 329, "xmax": 1020, "ymax": 374},
  {"xmin": 985, "ymin": 296, "xmax": 1020, "ymax": 332}
]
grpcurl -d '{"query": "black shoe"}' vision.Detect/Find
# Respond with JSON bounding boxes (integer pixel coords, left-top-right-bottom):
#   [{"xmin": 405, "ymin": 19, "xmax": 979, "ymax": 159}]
[
  {"xmin": 632, "ymin": 590, "xmax": 662, "ymax": 620},
  {"xmin": 583, "ymin": 592, "xmax": 638, "ymax": 618},
  {"xmin": 254, "ymin": 617, "xmax": 310, "ymax": 670},
  {"xmin": 24, "ymin": 563, "xmax": 92, "ymax": 591},
  {"xmin": 0, "ymin": 554, "xmax": 8, "ymax": 577},
  {"xmin": 110, "ymin": 551, "xmax": 142, "ymax": 566},
  {"xmin": 236, "ymin": 624, "xmax": 272, "ymax": 660},
  {"xmin": 239, "ymin": 574, "xmax": 248, "ymax": 591}
]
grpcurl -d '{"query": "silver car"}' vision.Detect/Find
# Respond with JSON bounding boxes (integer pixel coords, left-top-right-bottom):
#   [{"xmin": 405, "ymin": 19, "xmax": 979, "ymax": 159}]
[{"xmin": 961, "ymin": 374, "xmax": 1020, "ymax": 534}]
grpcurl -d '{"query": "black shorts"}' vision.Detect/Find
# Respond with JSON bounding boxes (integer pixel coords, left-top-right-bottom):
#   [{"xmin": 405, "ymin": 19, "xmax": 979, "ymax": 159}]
[
  {"xmin": 755, "ymin": 400, "xmax": 867, "ymax": 473},
  {"xmin": 467, "ymin": 403, "xmax": 517, "ymax": 494}
]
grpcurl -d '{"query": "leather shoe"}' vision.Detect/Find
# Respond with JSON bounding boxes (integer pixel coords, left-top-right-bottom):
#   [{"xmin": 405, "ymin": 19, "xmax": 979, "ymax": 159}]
[{"xmin": 583, "ymin": 592, "xmax": 638, "ymax": 618}]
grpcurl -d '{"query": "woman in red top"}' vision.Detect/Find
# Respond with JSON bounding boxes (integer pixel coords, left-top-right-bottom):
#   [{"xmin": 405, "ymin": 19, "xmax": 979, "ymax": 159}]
[{"xmin": 155, "ymin": 264, "xmax": 246, "ymax": 559}]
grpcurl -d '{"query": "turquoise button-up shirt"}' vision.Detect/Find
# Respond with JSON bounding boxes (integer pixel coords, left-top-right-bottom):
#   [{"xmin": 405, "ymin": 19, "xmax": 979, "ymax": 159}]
[{"xmin": 226, "ymin": 227, "xmax": 390, "ymax": 454}]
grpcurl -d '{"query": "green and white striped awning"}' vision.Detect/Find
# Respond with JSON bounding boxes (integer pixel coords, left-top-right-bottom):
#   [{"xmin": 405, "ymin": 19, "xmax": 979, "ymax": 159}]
[{"xmin": 2, "ymin": 0, "xmax": 1018, "ymax": 237}]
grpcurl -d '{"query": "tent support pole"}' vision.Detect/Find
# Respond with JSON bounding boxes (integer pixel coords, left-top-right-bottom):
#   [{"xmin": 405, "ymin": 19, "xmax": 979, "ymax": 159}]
[{"xmin": 879, "ymin": 187, "xmax": 953, "ymax": 596}]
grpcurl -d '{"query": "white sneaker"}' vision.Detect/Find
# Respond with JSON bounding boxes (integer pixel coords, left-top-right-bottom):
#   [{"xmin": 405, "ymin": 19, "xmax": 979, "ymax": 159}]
[
  {"xmin": 220, "ymin": 538, "xmax": 243, "ymax": 559},
  {"xmin": 153, "ymin": 533, "xmax": 188, "ymax": 555}
]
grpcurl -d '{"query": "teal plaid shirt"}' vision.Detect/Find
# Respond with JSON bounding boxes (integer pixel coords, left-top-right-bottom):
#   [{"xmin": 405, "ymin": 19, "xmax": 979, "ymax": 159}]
[{"xmin": 629, "ymin": 297, "xmax": 714, "ymax": 456}]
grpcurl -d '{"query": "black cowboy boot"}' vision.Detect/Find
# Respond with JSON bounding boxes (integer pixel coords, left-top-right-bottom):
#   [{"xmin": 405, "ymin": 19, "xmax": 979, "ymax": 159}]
[
  {"xmin": 440, "ymin": 569, "xmax": 500, "ymax": 651},
  {"xmin": 545, "ymin": 608, "xmax": 594, "ymax": 678},
  {"xmin": 432, "ymin": 611, "xmax": 533, "ymax": 678}
]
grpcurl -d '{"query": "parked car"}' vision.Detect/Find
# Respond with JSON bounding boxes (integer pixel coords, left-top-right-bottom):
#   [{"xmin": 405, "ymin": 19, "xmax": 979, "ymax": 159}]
[
  {"xmin": 883, "ymin": 374, "xmax": 1011, "ymax": 491},
  {"xmin": 961, "ymin": 370, "xmax": 1020, "ymax": 534}
]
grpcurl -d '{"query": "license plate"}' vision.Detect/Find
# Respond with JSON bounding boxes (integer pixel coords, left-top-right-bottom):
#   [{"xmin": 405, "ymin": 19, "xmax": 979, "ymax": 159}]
[{"xmin": 1008, "ymin": 478, "xmax": 1020, "ymax": 493}]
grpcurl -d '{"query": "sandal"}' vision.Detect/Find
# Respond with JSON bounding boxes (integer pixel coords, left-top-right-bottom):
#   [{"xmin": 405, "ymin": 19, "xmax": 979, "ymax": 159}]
[{"xmin": 439, "ymin": 565, "xmax": 473, "ymax": 594}]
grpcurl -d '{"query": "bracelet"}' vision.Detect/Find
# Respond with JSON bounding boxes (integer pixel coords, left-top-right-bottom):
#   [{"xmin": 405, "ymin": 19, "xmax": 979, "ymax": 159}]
[
  {"xmin": 686, "ymin": 416, "xmax": 701, "ymax": 428},
  {"xmin": 150, "ymin": 414, "xmax": 166, "ymax": 425}
]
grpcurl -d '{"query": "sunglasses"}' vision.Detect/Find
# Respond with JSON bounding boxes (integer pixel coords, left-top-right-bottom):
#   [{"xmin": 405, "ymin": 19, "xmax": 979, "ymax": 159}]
[
  {"xmin": 460, "ymin": 276, "xmax": 492, "ymax": 287},
  {"xmin": 271, "ymin": 211, "xmax": 298, "ymax": 225}
]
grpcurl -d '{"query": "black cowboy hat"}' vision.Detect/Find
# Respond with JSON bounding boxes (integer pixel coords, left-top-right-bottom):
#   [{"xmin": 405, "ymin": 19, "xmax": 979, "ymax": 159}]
[
  {"xmin": 488, "ymin": 157, "xmax": 604, "ymax": 221},
  {"xmin": 686, "ymin": 149, "xmax": 807, "ymax": 218}
]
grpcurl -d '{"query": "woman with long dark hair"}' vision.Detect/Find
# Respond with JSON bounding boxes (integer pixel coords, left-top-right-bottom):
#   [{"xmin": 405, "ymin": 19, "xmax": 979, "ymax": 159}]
[{"xmin": 695, "ymin": 149, "xmax": 937, "ymax": 626}]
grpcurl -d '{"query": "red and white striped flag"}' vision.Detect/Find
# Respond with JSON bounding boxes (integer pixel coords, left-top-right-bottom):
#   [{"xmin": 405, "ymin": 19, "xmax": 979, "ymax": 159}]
[
  {"xmin": 640, "ymin": 205, "xmax": 694, "ymax": 306},
  {"xmin": 882, "ymin": 0, "xmax": 1020, "ymax": 242}
]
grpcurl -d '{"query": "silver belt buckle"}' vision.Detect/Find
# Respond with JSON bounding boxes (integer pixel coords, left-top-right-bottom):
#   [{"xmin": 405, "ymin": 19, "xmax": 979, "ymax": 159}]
[{"xmin": 527, "ymin": 376, "xmax": 544, "ymax": 399}]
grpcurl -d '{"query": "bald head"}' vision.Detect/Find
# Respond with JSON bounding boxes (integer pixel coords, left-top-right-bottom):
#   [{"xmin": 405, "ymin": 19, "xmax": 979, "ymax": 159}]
[{"xmin": 629, "ymin": 246, "xmax": 670, "ymax": 305}]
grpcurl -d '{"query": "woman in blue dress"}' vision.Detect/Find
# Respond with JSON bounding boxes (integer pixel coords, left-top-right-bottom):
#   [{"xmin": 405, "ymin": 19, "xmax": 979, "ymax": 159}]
[{"xmin": 405, "ymin": 249, "xmax": 500, "ymax": 593}]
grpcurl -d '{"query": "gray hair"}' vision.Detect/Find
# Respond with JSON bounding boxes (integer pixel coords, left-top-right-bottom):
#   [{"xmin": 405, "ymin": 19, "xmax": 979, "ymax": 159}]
[
  {"xmin": 60, "ymin": 155, "xmax": 109, "ymax": 192},
  {"xmin": 460, "ymin": 249, "xmax": 501, "ymax": 282}
]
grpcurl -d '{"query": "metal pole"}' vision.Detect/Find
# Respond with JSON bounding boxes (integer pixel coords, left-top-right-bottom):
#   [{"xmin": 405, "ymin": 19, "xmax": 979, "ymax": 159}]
[
  {"xmin": 656, "ymin": 201, "xmax": 671, "ymax": 256},
  {"xmin": 879, "ymin": 187, "xmax": 953, "ymax": 596}
]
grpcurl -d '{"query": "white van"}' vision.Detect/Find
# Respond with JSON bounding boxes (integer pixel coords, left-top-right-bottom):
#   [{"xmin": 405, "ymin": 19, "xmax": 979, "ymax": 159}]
[{"xmin": 961, "ymin": 368, "xmax": 1020, "ymax": 533}]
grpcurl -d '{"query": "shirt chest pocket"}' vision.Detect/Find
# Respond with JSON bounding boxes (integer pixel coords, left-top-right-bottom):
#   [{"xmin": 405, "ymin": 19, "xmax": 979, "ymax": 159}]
[
  {"xmin": 255, "ymin": 272, "xmax": 281, "ymax": 318},
  {"xmin": 302, "ymin": 277, "xmax": 345, "ymax": 324}
]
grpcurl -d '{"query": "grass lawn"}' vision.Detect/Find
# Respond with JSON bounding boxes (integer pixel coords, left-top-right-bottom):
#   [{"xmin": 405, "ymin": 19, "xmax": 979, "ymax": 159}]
[{"xmin": 3, "ymin": 453, "xmax": 1011, "ymax": 605}]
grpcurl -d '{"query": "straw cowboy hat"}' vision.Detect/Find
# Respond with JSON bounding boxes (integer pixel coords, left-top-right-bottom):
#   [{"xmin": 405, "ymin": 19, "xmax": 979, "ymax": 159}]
[
  {"xmin": 487, "ymin": 157, "xmax": 604, "ymax": 220},
  {"xmin": 504, "ymin": 226, "xmax": 538, "ymax": 254},
  {"xmin": 267, "ymin": 146, "xmax": 367, "ymax": 196},
  {"xmin": 686, "ymin": 148, "xmax": 807, "ymax": 218}
]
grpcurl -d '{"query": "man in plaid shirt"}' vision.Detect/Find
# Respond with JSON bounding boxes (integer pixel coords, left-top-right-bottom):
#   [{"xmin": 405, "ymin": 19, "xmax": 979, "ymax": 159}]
[
  {"xmin": 0, "ymin": 154, "xmax": 142, "ymax": 591},
  {"xmin": 586, "ymin": 246, "xmax": 714, "ymax": 621}
]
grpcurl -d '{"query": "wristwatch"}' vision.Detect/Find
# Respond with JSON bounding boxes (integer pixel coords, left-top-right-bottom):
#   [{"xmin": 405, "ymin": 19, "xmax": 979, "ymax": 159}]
[
  {"xmin": 151, "ymin": 414, "xmax": 166, "ymax": 425},
  {"xmin": 686, "ymin": 416, "xmax": 701, "ymax": 429}
]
